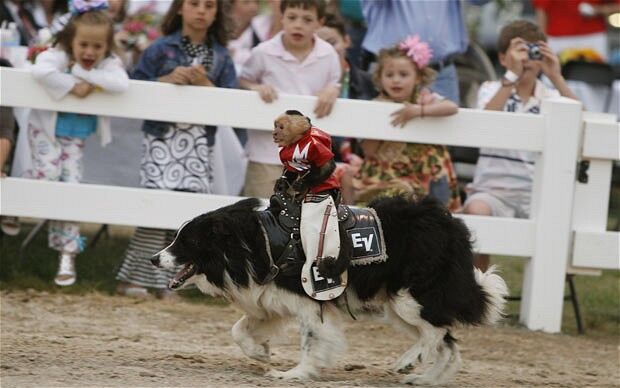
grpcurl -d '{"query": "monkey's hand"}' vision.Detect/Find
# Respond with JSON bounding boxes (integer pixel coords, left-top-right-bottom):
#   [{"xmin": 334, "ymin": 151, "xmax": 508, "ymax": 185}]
[{"xmin": 291, "ymin": 178, "xmax": 309, "ymax": 193}]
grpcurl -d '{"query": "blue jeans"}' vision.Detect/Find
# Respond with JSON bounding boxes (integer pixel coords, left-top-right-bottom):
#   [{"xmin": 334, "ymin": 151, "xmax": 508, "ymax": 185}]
[{"xmin": 430, "ymin": 64, "xmax": 460, "ymax": 105}]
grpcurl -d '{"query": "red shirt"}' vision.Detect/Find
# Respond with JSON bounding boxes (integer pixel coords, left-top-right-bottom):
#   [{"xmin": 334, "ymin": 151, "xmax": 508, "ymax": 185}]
[
  {"xmin": 532, "ymin": 0, "xmax": 614, "ymax": 36},
  {"xmin": 279, "ymin": 127, "xmax": 340, "ymax": 193}
]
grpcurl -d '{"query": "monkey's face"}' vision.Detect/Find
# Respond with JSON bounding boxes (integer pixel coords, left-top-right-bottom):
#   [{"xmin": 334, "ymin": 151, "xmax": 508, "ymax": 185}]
[{"xmin": 273, "ymin": 114, "xmax": 310, "ymax": 146}]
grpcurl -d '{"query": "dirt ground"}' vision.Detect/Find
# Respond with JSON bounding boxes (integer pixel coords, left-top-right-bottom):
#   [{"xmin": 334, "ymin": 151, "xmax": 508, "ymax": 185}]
[{"xmin": 1, "ymin": 290, "xmax": 618, "ymax": 387}]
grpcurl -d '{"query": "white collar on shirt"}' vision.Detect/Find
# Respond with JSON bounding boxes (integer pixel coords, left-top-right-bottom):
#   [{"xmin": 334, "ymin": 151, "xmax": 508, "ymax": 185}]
[
  {"xmin": 509, "ymin": 79, "xmax": 559, "ymax": 113},
  {"xmin": 261, "ymin": 31, "xmax": 335, "ymax": 65}
]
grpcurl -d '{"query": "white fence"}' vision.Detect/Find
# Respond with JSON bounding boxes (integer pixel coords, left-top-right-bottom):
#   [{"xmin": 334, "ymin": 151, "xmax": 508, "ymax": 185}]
[{"xmin": 1, "ymin": 67, "xmax": 618, "ymax": 333}]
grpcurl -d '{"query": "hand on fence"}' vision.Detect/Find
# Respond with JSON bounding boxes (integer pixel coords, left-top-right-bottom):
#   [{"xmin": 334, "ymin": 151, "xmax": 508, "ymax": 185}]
[
  {"xmin": 390, "ymin": 102, "xmax": 421, "ymax": 127},
  {"xmin": 314, "ymin": 86, "xmax": 340, "ymax": 119},
  {"xmin": 70, "ymin": 81, "xmax": 96, "ymax": 98},
  {"xmin": 159, "ymin": 67, "xmax": 193, "ymax": 85},
  {"xmin": 252, "ymin": 84, "xmax": 278, "ymax": 103},
  {"xmin": 188, "ymin": 65, "xmax": 214, "ymax": 87},
  {"xmin": 314, "ymin": 85, "xmax": 339, "ymax": 118}
]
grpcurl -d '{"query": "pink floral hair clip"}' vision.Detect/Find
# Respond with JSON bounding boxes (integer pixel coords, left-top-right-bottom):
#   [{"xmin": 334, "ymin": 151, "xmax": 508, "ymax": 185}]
[{"xmin": 399, "ymin": 35, "xmax": 433, "ymax": 68}]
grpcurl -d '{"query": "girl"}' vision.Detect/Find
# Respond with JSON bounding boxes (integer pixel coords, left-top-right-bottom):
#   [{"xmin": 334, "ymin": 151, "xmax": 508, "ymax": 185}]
[
  {"xmin": 116, "ymin": 0, "xmax": 237, "ymax": 298},
  {"xmin": 352, "ymin": 35, "xmax": 461, "ymax": 211},
  {"xmin": 29, "ymin": 0, "xmax": 129, "ymax": 286}
]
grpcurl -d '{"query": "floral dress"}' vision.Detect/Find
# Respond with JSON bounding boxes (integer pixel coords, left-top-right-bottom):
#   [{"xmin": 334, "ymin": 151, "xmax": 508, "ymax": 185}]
[{"xmin": 353, "ymin": 93, "xmax": 461, "ymax": 211}]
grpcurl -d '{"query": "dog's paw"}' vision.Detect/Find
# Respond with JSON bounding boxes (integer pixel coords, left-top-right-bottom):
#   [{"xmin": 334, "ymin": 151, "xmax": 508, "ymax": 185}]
[
  {"xmin": 265, "ymin": 366, "xmax": 314, "ymax": 381},
  {"xmin": 251, "ymin": 342, "xmax": 271, "ymax": 363},
  {"xmin": 241, "ymin": 341, "xmax": 270, "ymax": 363},
  {"xmin": 392, "ymin": 351, "xmax": 422, "ymax": 373},
  {"xmin": 391, "ymin": 357, "xmax": 417, "ymax": 373},
  {"xmin": 401, "ymin": 373, "xmax": 436, "ymax": 386},
  {"xmin": 393, "ymin": 363, "xmax": 414, "ymax": 374}
]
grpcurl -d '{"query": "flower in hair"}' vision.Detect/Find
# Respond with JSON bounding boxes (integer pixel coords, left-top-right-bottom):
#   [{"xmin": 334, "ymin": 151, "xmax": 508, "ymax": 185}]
[
  {"xmin": 69, "ymin": 0, "xmax": 109, "ymax": 15},
  {"xmin": 399, "ymin": 35, "xmax": 433, "ymax": 68}
]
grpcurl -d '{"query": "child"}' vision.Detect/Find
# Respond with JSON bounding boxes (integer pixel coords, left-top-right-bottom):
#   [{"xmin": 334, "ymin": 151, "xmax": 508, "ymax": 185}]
[
  {"xmin": 351, "ymin": 35, "xmax": 460, "ymax": 210},
  {"xmin": 317, "ymin": 12, "xmax": 375, "ymax": 101},
  {"xmin": 463, "ymin": 20, "xmax": 578, "ymax": 271},
  {"xmin": 239, "ymin": 0, "xmax": 341, "ymax": 199},
  {"xmin": 317, "ymin": 12, "xmax": 376, "ymax": 204},
  {"xmin": 116, "ymin": 0, "xmax": 237, "ymax": 298},
  {"xmin": 227, "ymin": 0, "xmax": 260, "ymax": 74},
  {"xmin": 29, "ymin": 1, "xmax": 129, "ymax": 286}
]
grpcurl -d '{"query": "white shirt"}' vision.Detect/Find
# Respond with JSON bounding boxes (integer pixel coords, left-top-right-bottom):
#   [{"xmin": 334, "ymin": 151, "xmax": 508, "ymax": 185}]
[{"xmin": 470, "ymin": 80, "xmax": 560, "ymax": 192}]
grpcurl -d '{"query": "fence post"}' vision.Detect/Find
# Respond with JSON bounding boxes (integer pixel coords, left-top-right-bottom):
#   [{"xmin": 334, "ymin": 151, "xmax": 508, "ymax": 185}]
[{"xmin": 520, "ymin": 97, "xmax": 583, "ymax": 333}]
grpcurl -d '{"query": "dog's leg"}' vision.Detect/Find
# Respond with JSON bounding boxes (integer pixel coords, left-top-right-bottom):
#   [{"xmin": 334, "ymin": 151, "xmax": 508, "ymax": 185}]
[
  {"xmin": 432, "ymin": 339, "xmax": 462, "ymax": 385},
  {"xmin": 266, "ymin": 302, "xmax": 345, "ymax": 381},
  {"xmin": 403, "ymin": 336, "xmax": 462, "ymax": 386},
  {"xmin": 388, "ymin": 291, "xmax": 448, "ymax": 377},
  {"xmin": 232, "ymin": 314, "xmax": 284, "ymax": 363},
  {"xmin": 384, "ymin": 304, "xmax": 420, "ymax": 372}
]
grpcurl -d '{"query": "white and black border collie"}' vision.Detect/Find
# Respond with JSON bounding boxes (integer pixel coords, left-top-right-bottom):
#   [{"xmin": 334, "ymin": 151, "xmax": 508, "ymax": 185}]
[{"xmin": 152, "ymin": 196, "xmax": 508, "ymax": 385}]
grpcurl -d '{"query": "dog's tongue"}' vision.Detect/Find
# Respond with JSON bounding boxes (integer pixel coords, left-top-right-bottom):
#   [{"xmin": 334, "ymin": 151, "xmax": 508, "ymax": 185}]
[{"xmin": 168, "ymin": 263, "xmax": 196, "ymax": 290}]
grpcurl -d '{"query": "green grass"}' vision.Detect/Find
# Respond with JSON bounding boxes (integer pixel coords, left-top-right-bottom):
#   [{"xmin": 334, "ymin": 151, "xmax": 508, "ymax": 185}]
[
  {"xmin": 1, "ymin": 223, "xmax": 618, "ymax": 337},
  {"xmin": 493, "ymin": 257, "xmax": 619, "ymax": 338},
  {"xmin": 0, "ymin": 223, "xmax": 223, "ymax": 304}
]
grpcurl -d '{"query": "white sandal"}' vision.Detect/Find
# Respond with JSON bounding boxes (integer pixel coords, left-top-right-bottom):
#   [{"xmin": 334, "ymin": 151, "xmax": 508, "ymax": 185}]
[
  {"xmin": 54, "ymin": 252, "xmax": 76, "ymax": 286},
  {"xmin": 116, "ymin": 283, "xmax": 150, "ymax": 298},
  {"xmin": 1, "ymin": 216, "xmax": 20, "ymax": 236}
]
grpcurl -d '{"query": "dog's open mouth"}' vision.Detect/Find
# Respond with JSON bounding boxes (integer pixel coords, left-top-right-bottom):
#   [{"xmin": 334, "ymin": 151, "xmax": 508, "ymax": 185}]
[{"xmin": 168, "ymin": 263, "xmax": 196, "ymax": 290}]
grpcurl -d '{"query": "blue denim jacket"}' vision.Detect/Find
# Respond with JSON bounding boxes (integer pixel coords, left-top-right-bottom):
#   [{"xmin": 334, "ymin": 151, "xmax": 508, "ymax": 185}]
[{"xmin": 132, "ymin": 31, "xmax": 238, "ymax": 137}]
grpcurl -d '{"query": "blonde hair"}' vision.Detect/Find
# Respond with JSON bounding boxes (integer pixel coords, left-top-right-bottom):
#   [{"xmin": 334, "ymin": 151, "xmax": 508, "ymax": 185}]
[
  {"xmin": 373, "ymin": 46, "xmax": 436, "ymax": 103},
  {"xmin": 54, "ymin": 10, "xmax": 116, "ymax": 59}
]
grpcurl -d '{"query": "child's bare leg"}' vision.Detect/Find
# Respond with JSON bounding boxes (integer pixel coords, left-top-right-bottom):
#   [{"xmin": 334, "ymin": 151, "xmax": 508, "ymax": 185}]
[
  {"xmin": 463, "ymin": 199, "xmax": 492, "ymax": 272},
  {"xmin": 340, "ymin": 168, "xmax": 355, "ymax": 205}
]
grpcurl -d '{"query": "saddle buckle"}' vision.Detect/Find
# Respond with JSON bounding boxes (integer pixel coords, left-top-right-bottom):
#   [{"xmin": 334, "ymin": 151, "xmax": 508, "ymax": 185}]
[{"xmin": 260, "ymin": 264, "xmax": 280, "ymax": 284}]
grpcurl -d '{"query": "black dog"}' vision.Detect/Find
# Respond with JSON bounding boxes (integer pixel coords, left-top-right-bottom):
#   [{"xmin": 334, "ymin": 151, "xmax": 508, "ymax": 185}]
[{"xmin": 152, "ymin": 196, "xmax": 508, "ymax": 385}]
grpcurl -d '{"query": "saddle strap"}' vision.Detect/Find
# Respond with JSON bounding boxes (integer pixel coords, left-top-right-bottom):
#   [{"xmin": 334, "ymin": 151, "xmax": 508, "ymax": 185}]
[
  {"xmin": 316, "ymin": 203, "xmax": 333, "ymax": 259},
  {"xmin": 343, "ymin": 290, "xmax": 357, "ymax": 320}
]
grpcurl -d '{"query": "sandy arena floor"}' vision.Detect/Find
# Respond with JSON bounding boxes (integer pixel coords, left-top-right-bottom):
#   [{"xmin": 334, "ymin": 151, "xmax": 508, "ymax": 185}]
[{"xmin": 1, "ymin": 290, "xmax": 618, "ymax": 387}]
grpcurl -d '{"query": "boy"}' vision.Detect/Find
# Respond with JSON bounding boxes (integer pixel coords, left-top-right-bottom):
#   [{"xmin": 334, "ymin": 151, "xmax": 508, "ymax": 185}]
[
  {"xmin": 239, "ymin": 0, "xmax": 341, "ymax": 198},
  {"xmin": 463, "ymin": 20, "xmax": 578, "ymax": 271}
]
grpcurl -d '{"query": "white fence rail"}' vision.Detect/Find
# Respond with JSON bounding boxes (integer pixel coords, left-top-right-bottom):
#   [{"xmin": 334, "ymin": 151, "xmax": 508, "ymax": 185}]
[{"xmin": 1, "ymin": 67, "xmax": 618, "ymax": 333}]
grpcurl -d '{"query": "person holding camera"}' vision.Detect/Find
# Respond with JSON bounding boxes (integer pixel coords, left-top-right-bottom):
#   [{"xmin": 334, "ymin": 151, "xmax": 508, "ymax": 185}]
[{"xmin": 462, "ymin": 20, "xmax": 578, "ymax": 272}]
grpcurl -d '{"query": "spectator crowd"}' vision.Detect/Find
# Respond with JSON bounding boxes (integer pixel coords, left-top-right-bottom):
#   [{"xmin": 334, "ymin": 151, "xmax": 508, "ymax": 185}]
[{"xmin": 1, "ymin": 0, "xmax": 618, "ymax": 297}]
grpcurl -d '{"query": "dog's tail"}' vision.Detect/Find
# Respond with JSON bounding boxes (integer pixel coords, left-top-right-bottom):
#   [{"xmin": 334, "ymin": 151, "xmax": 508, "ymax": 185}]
[{"xmin": 474, "ymin": 265, "xmax": 509, "ymax": 325}]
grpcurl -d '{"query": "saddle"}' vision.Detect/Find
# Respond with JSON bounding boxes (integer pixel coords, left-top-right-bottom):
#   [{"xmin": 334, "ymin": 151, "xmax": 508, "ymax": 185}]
[{"xmin": 257, "ymin": 191, "xmax": 387, "ymax": 285}]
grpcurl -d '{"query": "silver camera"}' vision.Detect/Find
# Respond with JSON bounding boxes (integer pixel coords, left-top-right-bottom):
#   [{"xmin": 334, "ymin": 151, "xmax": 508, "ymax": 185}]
[{"xmin": 527, "ymin": 43, "xmax": 542, "ymax": 61}]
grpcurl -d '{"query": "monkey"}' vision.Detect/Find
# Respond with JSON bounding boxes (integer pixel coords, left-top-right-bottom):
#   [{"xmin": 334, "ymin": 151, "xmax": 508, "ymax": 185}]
[
  {"xmin": 273, "ymin": 110, "xmax": 338, "ymax": 198},
  {"xmin": 271, "ymin": 110, "xmax": 349, "ymax": 287}
]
